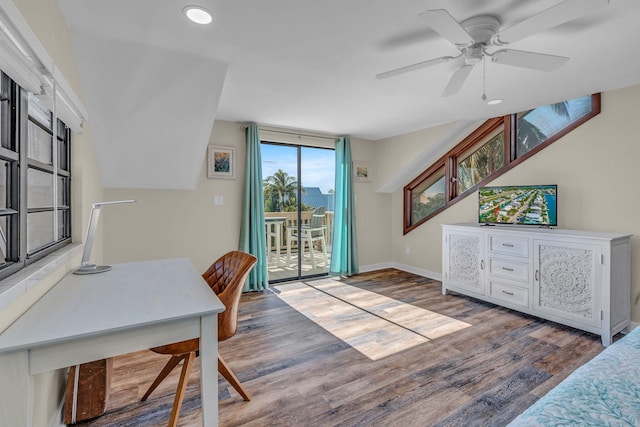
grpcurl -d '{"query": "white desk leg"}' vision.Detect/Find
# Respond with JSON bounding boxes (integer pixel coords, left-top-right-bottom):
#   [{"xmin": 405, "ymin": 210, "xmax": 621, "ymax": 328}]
[
  {"xmin": 200, "ymin": 313, "xmax": 218, "ymax": 427},
  {"xmin": 0, "ymin": 351, "xmax": 33, "ymax": 426}
]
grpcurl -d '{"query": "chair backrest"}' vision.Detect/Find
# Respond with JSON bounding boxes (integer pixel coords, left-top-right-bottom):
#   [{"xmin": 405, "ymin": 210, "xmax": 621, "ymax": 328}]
[
  {"xmin": 310, "ymin": 206, "xmax": 326, "ymax": 228},
  {"xmin": 201, "ymin": 251, "xmax": 257, "ymax": 341}
]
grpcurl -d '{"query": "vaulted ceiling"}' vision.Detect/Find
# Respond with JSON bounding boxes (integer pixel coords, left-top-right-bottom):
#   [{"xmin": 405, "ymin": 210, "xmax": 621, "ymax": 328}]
[{"xmin": 58, "ymin": 0, "xmax": 640, "ymax": 189}]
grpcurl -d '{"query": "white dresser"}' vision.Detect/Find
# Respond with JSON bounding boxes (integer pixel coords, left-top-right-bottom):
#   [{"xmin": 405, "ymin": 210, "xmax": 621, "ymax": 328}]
[{"xmin": 442, "ymin": 223, "xmax": 631, "ymax": 346}]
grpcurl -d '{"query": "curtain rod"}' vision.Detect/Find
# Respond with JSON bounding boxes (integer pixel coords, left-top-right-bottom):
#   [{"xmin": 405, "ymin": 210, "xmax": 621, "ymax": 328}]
[{"xmin": 256, "ymin": 127, "xmax": 337, "ymax": 142}]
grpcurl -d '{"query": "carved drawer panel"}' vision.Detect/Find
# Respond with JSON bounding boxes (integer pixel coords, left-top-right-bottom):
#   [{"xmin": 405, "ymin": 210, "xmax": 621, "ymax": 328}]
[
  {"xmin": 447, "ymin": 233, "xmax": 482, "ymax": 290},
  {"xmin": 537, "ymin": 244, "xmax": 596, "ymax": 321}
]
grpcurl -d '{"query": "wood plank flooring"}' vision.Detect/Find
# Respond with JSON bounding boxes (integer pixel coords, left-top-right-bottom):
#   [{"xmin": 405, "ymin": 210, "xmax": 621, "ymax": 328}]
[{"xmin": 76, "ymin": 269, "xmax": 610, "ymax": 427}]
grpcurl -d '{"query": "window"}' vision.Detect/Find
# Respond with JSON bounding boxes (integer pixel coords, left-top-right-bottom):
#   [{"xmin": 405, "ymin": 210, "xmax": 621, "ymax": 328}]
[
  {"xmin": 404, "ymin": 94, "xmax": 600, "ymax": 234},
  {"xmin": 406, "ymin": 164, "xmax": 445, "ymax": 227},
  {"xmin": 456, "ymin": 125, "xmax": 505, "ymax": 194},
  {"xmin": 0, "ymin": 71, "xmax": 72, "ymax": 279},
  {"xmin": 515, "ymin": 96, "xmax": 594, "ymax": 159}
]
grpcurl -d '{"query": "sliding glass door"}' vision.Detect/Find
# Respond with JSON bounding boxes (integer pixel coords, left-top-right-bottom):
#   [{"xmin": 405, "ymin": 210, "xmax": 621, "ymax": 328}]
[{"xmin": 261, "ymin": 142, "xmax": 335, "ymax": 282}]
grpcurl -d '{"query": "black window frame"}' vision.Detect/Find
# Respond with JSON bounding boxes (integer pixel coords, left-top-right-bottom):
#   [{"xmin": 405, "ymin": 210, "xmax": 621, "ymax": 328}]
[{"xmin": 0, "ymin": 71, "xmax": 72, "ymax": 280}]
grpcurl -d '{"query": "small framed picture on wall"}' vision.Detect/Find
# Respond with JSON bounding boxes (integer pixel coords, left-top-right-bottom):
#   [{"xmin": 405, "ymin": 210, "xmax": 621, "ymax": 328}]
[
  {"xmin": 353, "ymin": 161, "xmax": 372, "ymax": 183},
  {"xmin": 208, "ymin": 146, "xmax": 235, "ymax": 179}
]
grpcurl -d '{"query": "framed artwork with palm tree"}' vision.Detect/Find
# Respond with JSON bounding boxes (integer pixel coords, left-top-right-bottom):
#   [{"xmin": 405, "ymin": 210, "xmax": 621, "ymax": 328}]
[{"xmin": 208, "ymin": 146, "xmax": 235, "ymax": 179}]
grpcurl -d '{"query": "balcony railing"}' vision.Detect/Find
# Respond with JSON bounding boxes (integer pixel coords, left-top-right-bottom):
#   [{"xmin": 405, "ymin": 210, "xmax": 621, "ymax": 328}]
[{"xmin": 265, "ymin": 211, "xmax": 333, "ymax": 249}]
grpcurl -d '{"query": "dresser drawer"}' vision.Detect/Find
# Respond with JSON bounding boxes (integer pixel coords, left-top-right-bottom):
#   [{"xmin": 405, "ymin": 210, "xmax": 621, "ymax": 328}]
[
  {"xmin": 488, "ymin": 235, "xmax": 529, "ymax": 257},
  {"xmin": 488, "ymin": 257, "xmax": 530, "ymax": 283},
  {"xmin": 489, "ymin": 281, "xmax": 529, "ymax": 308}
]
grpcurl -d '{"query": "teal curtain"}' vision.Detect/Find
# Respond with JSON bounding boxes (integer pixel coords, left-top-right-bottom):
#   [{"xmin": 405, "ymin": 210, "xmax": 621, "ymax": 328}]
[
  {"xmin": 239, "ymin": 124, "xmax": 269, "ymax": 291},
  {"xmin": 330, "ymin": 136, "xmax": 359, "ymax": 276}
]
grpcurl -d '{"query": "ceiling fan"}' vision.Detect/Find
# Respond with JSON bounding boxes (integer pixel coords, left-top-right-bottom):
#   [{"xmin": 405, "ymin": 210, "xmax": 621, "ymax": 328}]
[{"xmin": 376, "ymin": 0, "xmax": 610, "ymax": 97}]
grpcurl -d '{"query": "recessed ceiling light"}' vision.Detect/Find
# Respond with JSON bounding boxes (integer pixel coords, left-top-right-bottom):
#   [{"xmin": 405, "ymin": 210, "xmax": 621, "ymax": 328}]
[
  {"xmin": 183, "ymin": 6, "xmax": 212, "ymax": 25},
  {"xmin": 487, "ymin": 99, "xmax": 503, "ymax": 105}
]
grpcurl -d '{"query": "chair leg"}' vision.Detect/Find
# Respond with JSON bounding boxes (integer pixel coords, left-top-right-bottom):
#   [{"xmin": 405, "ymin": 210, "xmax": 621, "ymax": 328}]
[
  {"xmin": 320, "ymin": 234, "xmax": 328, "ymax": 265},
  {"xmin": 306, "ymin": 234, "xmax": 316, "ymax": 268},
  {"xmin": 141, "ymin": 354, "xmax": 184, "ymax": 401},
  {"xmin": 168, "ymin": 352, "xmax": 196, "ymax": 427},
  {"xmin": 218, "ymin": 354, "xmax": 251, "ymax": 401}
]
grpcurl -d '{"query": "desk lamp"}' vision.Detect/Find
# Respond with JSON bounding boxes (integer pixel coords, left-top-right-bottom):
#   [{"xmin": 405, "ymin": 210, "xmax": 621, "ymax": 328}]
[{"xmin": 73, "ymin": 200, "xmax": 136, "ymax": 275}]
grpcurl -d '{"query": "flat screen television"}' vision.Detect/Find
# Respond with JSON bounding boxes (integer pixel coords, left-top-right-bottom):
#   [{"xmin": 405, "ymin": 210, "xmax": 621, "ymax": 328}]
[{"xmin": 478, "ymin": 185, "xmax": 557, "ymax": 227}]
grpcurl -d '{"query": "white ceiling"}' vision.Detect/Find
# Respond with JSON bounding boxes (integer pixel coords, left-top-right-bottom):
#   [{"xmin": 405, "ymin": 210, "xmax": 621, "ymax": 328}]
[{"xmin": 57, "ymin": 0, "xmax": 640, "ymax": 189}]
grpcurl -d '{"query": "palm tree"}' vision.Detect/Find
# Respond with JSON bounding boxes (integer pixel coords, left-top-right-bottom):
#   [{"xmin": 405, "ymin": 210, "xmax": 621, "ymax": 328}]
[
  {"xmin": 517, "ymin": 101, "xmax": 570, "ymax": 154},
  {"xmin": 263, "ymin": 169, "xmax": 299, "ymax": 212},
  {"xmin": 458, "ymin": 134, "xmax": 504, "ymax": 193}
]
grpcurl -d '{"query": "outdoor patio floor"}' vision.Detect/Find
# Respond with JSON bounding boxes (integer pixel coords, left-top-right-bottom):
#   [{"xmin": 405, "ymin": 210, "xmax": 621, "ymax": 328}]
[{"xmin": 267, "ymin": 249, "xmax": 332, "ymax": 281}]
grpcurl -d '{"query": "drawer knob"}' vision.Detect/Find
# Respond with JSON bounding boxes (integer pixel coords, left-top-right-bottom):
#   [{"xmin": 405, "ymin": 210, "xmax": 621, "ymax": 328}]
[
  {"xmin": 502, "ymin": 243, "xmax": 514, "ymax": 247},
  {"xmin": 501, "ymin": 290, "xmax": 515, "ymax": 296},
  {"xmin": 502, "ymin": 267, "xmax": 514, "ymax": 272}
]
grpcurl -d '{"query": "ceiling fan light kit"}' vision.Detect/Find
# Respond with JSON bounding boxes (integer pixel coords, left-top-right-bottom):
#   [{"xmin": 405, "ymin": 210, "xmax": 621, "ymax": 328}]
[
  {"xmin": 183, "ymin": 6, "xmax": 212, "ymax": 25},
  {"xmin": 376, "ymin": 0, "xmax": 610, "ymax": 99}
]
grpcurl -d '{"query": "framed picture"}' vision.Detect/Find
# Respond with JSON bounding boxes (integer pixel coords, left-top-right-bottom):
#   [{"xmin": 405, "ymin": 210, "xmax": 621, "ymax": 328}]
[
  {"xmin": 353, "ymin": 161, "xmax": 372, "ymax": 183},
  {"xmin": 208, "ymin": 146, "xmax": 235, "ymax": 179}
]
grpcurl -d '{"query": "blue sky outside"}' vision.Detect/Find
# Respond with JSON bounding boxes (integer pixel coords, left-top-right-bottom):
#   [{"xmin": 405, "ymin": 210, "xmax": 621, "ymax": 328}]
[
  {"xmin": 424, "ymin": 176, "xmax": 445, "ymax": 197},
  {"xmin": 261, "ymin": 143, "xmax": 335, "ymax": 193}
]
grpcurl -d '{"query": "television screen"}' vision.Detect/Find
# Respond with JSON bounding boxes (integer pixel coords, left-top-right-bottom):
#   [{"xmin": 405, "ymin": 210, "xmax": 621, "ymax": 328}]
[{"xmin": 479, "ymin": 185, "xmax": 557, "ymax": 226}]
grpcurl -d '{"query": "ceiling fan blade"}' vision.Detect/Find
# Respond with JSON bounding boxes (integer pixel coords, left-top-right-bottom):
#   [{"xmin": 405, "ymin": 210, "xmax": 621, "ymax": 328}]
[
  {"xmin": 442, "ymin": 64, "xmax": 473, "ymax": 97},
  {"xmin": 491, "ymin": 49, "xmax": 569, "ymax": 71},
  {"xmin": 495, "ymin": 0, "xmax": 609, "ymax": 45},
  {"xmin": 376, "ymin": 56, "xmax": 454, "ymax": 80},
  {"xmin": 419, "ymin": 9, "xmax": 474, "ymax": 47}
]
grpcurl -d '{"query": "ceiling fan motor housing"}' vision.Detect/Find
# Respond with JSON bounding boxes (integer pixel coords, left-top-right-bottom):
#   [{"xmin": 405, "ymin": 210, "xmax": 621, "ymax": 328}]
[
  {"xmin": 459, "ymin": 16, "xmax": 501, "ymax": 66},
  {"xmin": 460, "ymin": 15, "xmax": 501, "ymax": 45}
]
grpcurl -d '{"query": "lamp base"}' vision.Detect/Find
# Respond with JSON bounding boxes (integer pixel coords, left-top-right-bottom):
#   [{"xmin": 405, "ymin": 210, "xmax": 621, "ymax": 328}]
[{"xmin": 73, "ymin": 264, "xmax": 112, "ymax": 275}]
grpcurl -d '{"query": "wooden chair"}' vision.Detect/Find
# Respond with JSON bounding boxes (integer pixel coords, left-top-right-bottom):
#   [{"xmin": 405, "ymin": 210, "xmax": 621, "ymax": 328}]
[{"xmin": 141, "ymin": 250, "xmax": 257, "ymax": 427}]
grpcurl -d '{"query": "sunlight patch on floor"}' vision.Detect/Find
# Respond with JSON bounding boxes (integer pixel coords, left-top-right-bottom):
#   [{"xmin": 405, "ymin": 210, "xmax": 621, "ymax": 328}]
[{"xmin": 273, "ymin": 279, "xmax": 471, "ymax": 361}]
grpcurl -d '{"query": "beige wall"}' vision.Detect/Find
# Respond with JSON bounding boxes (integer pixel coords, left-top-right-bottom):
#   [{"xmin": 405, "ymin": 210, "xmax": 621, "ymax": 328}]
[
  {"xmin": 104, "ymin": 121, "xmax": 246, "ymax": 272},
  {"xmin": 351, "ymin": 138, "xmax": 393, "ymax": 268},
  {"xmin": 103, "ymin": 122, "xmax": 391, "ymax": 272},
  {"xmin": 2, "ymin": 1, "xmax": 103, "ymax": 426},
  {"xmin": 386, "ymin": 86, "xmax": 640, "ymax": 324}
]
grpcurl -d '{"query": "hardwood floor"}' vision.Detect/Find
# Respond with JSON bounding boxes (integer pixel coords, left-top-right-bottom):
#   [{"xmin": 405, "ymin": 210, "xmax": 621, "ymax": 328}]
[{"xmin": 77, "ymin": 269, "xmax": 609, "ymax": 427}]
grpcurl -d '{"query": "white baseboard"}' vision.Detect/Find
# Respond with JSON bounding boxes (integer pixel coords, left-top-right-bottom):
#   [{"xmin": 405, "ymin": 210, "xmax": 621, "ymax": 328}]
[
  {"xmin": 358, "ymin": 262, "xmax": 441, "ymax": 281},
  {"xmin": 390, "ymin": 263, "xmax": 442, "ymax": 281},
  {"xmin": 358, "ymin": 262, "xmax": 394, "ymax": 273}
]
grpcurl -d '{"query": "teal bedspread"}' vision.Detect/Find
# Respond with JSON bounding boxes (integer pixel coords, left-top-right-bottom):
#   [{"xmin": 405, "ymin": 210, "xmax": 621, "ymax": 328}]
[{"xmin": 508, "ymin": 327, "xmax": 640, "ymax": 426}]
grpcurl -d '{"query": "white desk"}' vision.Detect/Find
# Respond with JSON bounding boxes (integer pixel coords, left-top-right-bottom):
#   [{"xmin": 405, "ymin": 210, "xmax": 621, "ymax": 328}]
[{"xmin": 0, "ymin": 258, "xmax": 225, "ymax": 427}]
